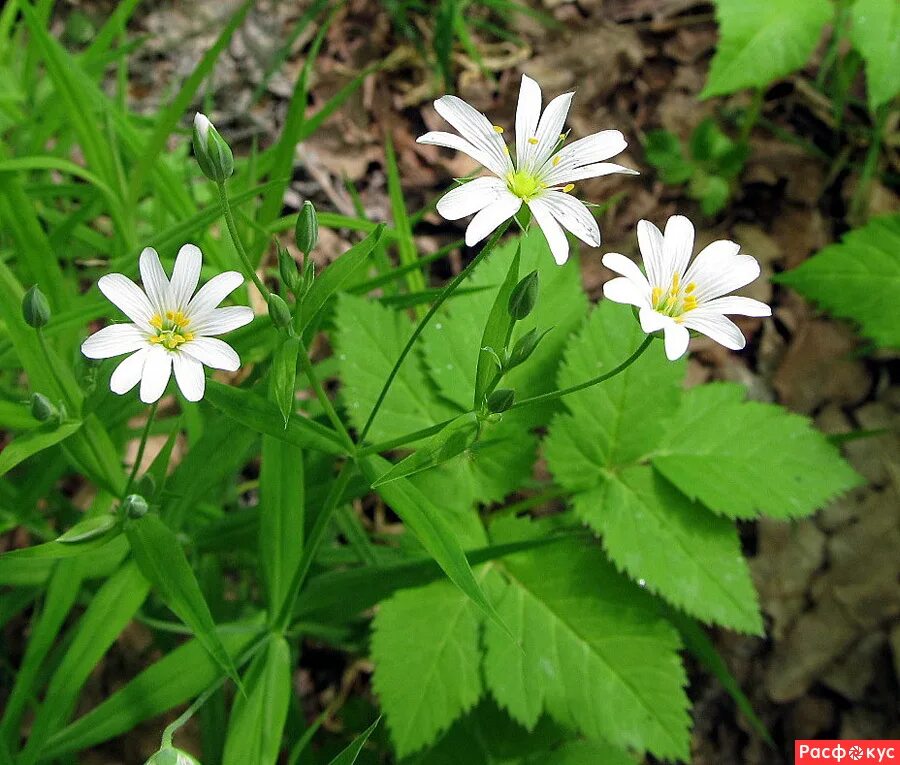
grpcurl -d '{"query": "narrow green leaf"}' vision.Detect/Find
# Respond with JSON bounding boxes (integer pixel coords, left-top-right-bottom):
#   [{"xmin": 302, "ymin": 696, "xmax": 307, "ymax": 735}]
[
  {"xmin": 125, "ymin": 514, "xmax": 242, "ymax": 688},
  {"xmin": 327, "ymin": 716, "xmax": 381, "ymax": 765},
  {"xmin": 56, "ymin": 514, "xmax": 118, "ymax": 543},
  {"xmin": 0, "ymin": 420, "xmax": 82, "ymax": 475},
  {"xmin": 271, "ymin": 336, "xmax": 300, "ymax": 427},
  {"xmin": 385, "ymin": 135, "xmax": 424, "ymax": 297}
]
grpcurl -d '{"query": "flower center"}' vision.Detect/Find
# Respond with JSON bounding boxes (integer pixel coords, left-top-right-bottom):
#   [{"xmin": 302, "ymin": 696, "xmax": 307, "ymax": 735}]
[
  {"xmin": 149, "ymin": 310, "xmax": 194, "ymax": 350},
  {"xmin": 652, "ymin": 274, "xmax": 698, "ymax": 320},
  {"xmin": 506, "ymin": 170, "xmax": 544, "ymax": 202}
]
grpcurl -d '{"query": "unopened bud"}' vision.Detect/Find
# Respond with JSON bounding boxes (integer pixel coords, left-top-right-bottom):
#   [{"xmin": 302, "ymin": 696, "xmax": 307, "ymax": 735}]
[
  {"xmin": 192, "ymin": 113, "xmax": 233, "ymax": 183},
  {"xmin": 122, "ymin": 494, "xmax": 148, "ymax": 519},
  {"xmin": 267, "ymin": 293, "xmax": 292, "ymax": 330},
  {"xmin": 30, "ymin": 392, "xmax": 59, "ymax": 422},
  {"xmin": 276, "ymin": 241, "xmax": 301, "ymax": 294},
  {"xmin": 294, "ymin": 201, "xmax": 319, "ymax": 255},
  {"xmin": 144, "ymin": 747, "xmax": 201, "ymax": 765},
  {"xmin": 507, "ymin": 327, "xmax": 551, "ymax": 370},
  {"xmin": 486, "ymin": 388, "xmax": 515, "ymax": 414},
  {"xmin": 507, "ymin": 270, "xmax": 539, "ymax": 320},
  {"xmin": 22, "ymin": 285, "xmax": 51, "ymax": 328}
]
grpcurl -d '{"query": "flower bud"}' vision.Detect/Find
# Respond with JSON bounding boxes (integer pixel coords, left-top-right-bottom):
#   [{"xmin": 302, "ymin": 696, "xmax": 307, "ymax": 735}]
[
  {"xmin": 30, "ymin": 392, "xmax": 59, "ymax": 422},
  {"xmin": 486, "ymin": 388, "xmax": 515, "ymax": 414},
  {"xmin": 276, "ymin": 241, "xmax": 301, "ymax": 294},
  {"xmin": 507, "ymin": 270, "xmax": 539, "ymax": 321},
  {"xmin": 507, "ymin": 327, "xmax": 551, "ymax": 371},
  {"xmin": 22, "ymin": 285, "xmax": 51, "ymax": 328},
  {"xmin": 122, "ymin": 494, "xmax": 148, "ymax": 519},
  {"xmin": 192, "ymin": 113, "xmax": 234, "ymax": 183},
  {"xmin": 144, "ymin": 747, "xmax": 201, "ymax": 765},
  {"xmin": 294, "ymin": 201, "xmax": 319, "ymax": 255},
  {"xmin": 267, "ymin": 293, "xmax": 293, "ymax": 330}
]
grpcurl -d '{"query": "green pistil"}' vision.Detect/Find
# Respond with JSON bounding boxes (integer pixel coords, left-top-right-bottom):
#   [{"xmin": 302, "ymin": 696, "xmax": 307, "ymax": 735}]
[{"xmin": 506, "ymin": 170, "xmax": 544, "ymax": 202}]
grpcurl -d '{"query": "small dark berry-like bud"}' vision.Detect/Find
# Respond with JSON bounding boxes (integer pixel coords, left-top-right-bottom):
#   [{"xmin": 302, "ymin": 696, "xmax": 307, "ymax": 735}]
[
  {"xmin": 267, "ymin": 293, "xmax": 293, "ymax": 330},
  {"xmin": 192, "ymin": 113, "xmax": 234, "ymax": 183},
  {"xmin": 486, "ymin": 388, "xmax": 515, "ymax": 414},
  {"xmin": 22, "ymin": 285, "xmax": 51, "ymax": 328},
  {"xmin": 122, "ymin": 494, "xmax": 148, "ymax": 519},
  {"xmin": 294, "ymin": 201, "xmax": 319, "ymax": 256},
  {"xmin": 507, "ymin": 270, "xmax": 538, "ymax": 320}
]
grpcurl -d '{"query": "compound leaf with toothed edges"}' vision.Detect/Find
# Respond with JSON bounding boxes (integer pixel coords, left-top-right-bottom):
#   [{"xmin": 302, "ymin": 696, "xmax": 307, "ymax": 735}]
[
  {"xmin": 651, "ymin": 383, "xmax": 862, "ymax": 519},
  {"xmin": 849, "ymin": 0, "xmax": 900, "ymax": 111}
]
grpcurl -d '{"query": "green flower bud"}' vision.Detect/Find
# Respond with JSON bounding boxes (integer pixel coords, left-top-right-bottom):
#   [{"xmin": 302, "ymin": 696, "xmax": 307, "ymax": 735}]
[
  {"xmin": 192, "ymin": 113, "xmax": 234, "ymax": 183},
  {"xmin": 294, "ymin": 201, "xmax": 319, "ymax": 255},
  {"xmin": 22, "ymin": 285, "xmax": 51, "ymax": 328},
  {"xmin": 507, "ymin": 270, "xmax": 539, "ymax": 321},
  {"xmin": 30, "ymin": 392, "xmax": 59, "ymax": 422},
  {"xmin": 276, "ymin": 241, "xmax": 301, "ymax": 294},
  {"xmin": 122, "ymin": 494, "xmax": 148, "ymax": 519},
  {"xmin": 267, "ymin": 293, "xmax": 293, "ymax": 330},
  {"xmin": 507, "ymin": 327, "xmax": 551, "ymax": 371},
  {"xmin": 486, "ymin": 388, "xmax": 515, "ymax": 414},
  {"xmin": 145, "ymin": 747, "xmax": 201, "ymax": 765}
]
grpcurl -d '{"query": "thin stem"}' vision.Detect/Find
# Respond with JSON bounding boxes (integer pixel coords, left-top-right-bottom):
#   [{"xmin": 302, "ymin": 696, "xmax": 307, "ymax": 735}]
[
  {"xmin": 356, "ymin": 417, "xmax": 457, "ymax": 457},
  {"xmin": 35, "ymin": 329, "xmax": 71, "ymax": 406},
  {"xmin": 849, "ymin": 105, "xmax": 888, "ymax": 225},
  {"xmin": 274, "ymin": 462, "xmax": 354, "ymax": 631},
  {"xmin": 297, "ymin": 338, "xmax": 355, "ymax": 452},
  {"xmin": 509, "ymin": 335, "xmax": 653, "ymax": 412},
  {"xmin": 359, "ymin": 221, "xmax": 510, "ymax": 441},
  {"xmin": 739, "ymin": 88, "xmax": 764, "ymax": 144},
  {"xmin": 217, "ymin": 182, "xmax": 269, "ymax": 298},
  {"xmin": 123, "ymin": 401, "xmax": 158, "ymax": 497}
]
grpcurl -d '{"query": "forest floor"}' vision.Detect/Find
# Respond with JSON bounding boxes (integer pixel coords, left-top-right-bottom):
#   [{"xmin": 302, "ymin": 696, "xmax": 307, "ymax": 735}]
[{"xmin": 43, "ymin": 0, "xmax": 900, "ymax": 761}]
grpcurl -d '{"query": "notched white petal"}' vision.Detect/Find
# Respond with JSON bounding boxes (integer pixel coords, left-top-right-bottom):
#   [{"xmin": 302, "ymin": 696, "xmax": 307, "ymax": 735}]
[
  {"xmin": 81, "ymin": 323, "xmax": 147, "ymax": 359},
  {"xmin": 139, "ymin": 346, "xmax": 173, "ymax": 404},
  {"xmin": 173, "ymin": 353, "xmax": 206, "ymax": 402},
  {"xmin": 98, "ymin": 274, "xmax": 155, "ymax": 327}
]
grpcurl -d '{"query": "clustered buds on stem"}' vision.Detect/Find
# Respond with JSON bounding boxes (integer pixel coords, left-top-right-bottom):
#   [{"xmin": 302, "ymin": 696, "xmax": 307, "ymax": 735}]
[
  {"xmin": 192, "ymin": 113, "xmax": 234, "ymax": 183},
  {"xmin": 22, "ymin": 285, "xmax": 50, "ymax": 328}
]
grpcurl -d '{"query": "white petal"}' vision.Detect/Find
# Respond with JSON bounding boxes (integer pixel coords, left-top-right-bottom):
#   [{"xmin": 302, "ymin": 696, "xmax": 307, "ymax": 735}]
[
  {"xmin": 417, "ymin": 131, "xmax": 500, "ymax": 176},
  {"xmin": 173, "ymin": 352, "xmax": 206, "ymax": 402},
  {"xmin": 181, "ymin": 337, "xmax": 241, "ymax": 371},
  {"xmin": 81, "ymin": 324, "xmax": 147, "ymax": 359},
  {"xmin": 464, "ymin": 193, "xmax": 522, "ymax": 247},
  {"xmin": 539, "ymin": 129, "xmax": 627, "ymax": 179},
  {"xmin": 683, "ymin": 240, "xmax": 760, "ymax": 302},
  {"xmin": 191, "ymin": 306, "xmax": 255, "ymax": 337},
  {"xmin": 528, "ymin": 198, "xmax": 569, "ymax": 265},
  {"xmin": 187, "ymin": 271, "xmax": 243, "ymax": 317},
  {"xmin": 533, "ymin": 191, "xmax": 600, "ymax": 247},
  {"xmin": 435, "ymin": 177, "xmax": 508, "ymax": 220},
  {"xmin": 139, "ymin": 247, "xmax": 169, "ymax": 316},
  {"xmin": 542, "ymin": 162, "xmax": 638, "ymax": 187},
  {"xmin": 639, "ymin": 307, "xmax": 671, "ymax": 334},
  {"xmin": 194, "ymin": 113, "xmax": 211, "ymax": 142},
  {"xmin": 637, "ymin": 220, "xmax": 666, "ymax": 289},
  {"xmin": 663, "ymin": 215, "xmax": 694, "ymax": 283},
  {"xmin": 701, "ymin": 296, "xmax": 771, "ymax": 317},
  {"xmin": 603, "ymin": 277, "xmax": 648, "ymax": 307},
  {"xmin": 602, "ymin": 252, "xmax": 648, "ymax": 285},
  {"xmin": 98, "ymin": 274, "xmax": 155, "ymax": 327},
  {"xmin": 682, "ymin": 311, "xmax": 746, "ymax": 350},
  {"xmin": 663, "ymin": 323, "xmax": 691, "ymax": 360},
  {"xmin": 139, "ymin": 345, "xmax": 173, "ymax": 404},
  {"xmin": 109, "ymin": 349, "xmax": 149, "ymax": 395},
  {"xmin": 528, "ymin": 92, "xmax": 574, "ymax": 170},
  {"xmin": 515, "ymin": 74, "xmax": 542, "ymax": 172},
  {"xmin": 433, "ymin": 96, "xmax": 511, "ymax": 176},
  {"xmin": 168, "ymin": 244, "xmax": 202, "ymax": 309}
]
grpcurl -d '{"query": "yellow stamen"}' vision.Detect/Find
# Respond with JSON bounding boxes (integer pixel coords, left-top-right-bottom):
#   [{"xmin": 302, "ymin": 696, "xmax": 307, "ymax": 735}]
[
  {"xmin": 149, "ymin": 335, "xmax": 163, "ymax": 344},
  {"xmin": 651, "ymin": 287, "xmax": 662, "ymax": 306},
  {"xmin": 685, "ymin": 282, "xmax": 696, "ymax": 294},
  {"xmin": 552, "ymin": 155, "xmax": 561, "ymax": 167},
  {"xmin": 503, "ymin": 145, "xmax": 510, "ymax": 155},
  {"xmin": 559, "ymin": 133, "xmax": 566, "ymax": 141},
  {"xmin": 150, "ymin": 314, "xmax": 163, "ymax": 329},
  {"xmin": 671, "ymin": 273, "xmax": 680, "ymax": 291},
  {"xmin": 562, "ymin": 183, "xmax": 574, "ymax": 193},
  {"xmin": 182, "ymin": 332, "xmax": 194, "ymax": 342},
  {"xmin": 493, "ymin": 125, "xmax": 504, "ymax": 134},
  {"xmin": 528, "ymin": 137, "xmax": 539, "ymax": 145},
  {"xmin": 682, "ymin": 296, "xmax": 698, "ymax": 311}
]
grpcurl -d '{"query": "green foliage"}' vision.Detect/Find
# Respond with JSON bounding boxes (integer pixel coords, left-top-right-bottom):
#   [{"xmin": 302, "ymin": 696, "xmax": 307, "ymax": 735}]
[
  {"xmin": 645, "ymin": 119, "xmax": 749, "ymax": 215},
  {"xmin": 775, "ymin": 213, "xmax": 900, "ymax": 349},
  {"xmin": 849, "ymin": 0, "xmax": 900, "ymax": 110},
  {"xmin": 702, "ymin": 0, "xmax": 832, "ymax": 97}
]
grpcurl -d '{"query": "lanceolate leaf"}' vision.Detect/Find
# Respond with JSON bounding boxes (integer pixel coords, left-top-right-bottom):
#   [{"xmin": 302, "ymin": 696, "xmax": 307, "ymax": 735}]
[
  {"xmin": 0, "ymin": 420, "xmax": 82, "ymax": 476},
  {"xmin": 125, "ymin": 514, "xmax": 242, "ymax": 688},
  {"xmin": 775, "ymin": 213, "xmax": 900, "ymax": 349},
  {"xmin": 327, "ymin": 716, "xmax": 381, "ymax": 765}
]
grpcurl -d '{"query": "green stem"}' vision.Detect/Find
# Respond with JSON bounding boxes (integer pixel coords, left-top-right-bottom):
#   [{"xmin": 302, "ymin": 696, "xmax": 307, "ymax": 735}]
[
  {"xmin": 274, "ymin": 462, "xmax": 354, "ymax": 631},
  {"xmin": 217, "ymin": 182, "xmax": 269, "ymax": 298},
  {"xmin": 123, "ymin": 401, "xmax": 158, "ymax": 497},
  {"xmin": 356, "ymin": 417, "xmax": 456, "ymax": 457},
  {"xmin": 359, "ymin": 221, "xmax": 510, "ymax": 441},
  {"xmin": 297, "ymin": 338, "xmax": 355, "ymax": 452},
  {"xmin": 849, "ymin": 105, "xmax": 888, "ymax": 225},
  {"xmin": 35, "ymin": 329, "xmax": 71, "ymax": 406},
  {"xmin": 509, "ymin": 335, "xmax": 653, "ymax": 412},
  {"xmin": 739, "ymin": 88, "xmax": 764, "ymax": 144}
]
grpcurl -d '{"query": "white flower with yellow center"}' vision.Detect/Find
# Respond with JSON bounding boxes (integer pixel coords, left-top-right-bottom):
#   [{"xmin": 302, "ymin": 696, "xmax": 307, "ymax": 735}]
[
  {"xmin": 602, "ymin": 215, "xmax": 771, "ymax": 360},
  {"xmin": 81, "ymin": 245, "xmax": 253, "ymax": 403},
  {"xmin": 417, "ymin": 74, "xmax": 638, "ymax": 265}
]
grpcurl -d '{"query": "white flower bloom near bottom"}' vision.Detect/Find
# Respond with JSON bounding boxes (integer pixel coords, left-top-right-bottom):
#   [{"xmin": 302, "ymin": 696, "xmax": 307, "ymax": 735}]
[
  {"xmin": 418, "ymin": 74, "xmax": 637, "ymax": 265},
  {"xmin": 82, "ymin": 244, "xmax": 253, "ymax": 403},
  {"xmin": 602, "ymin": 215, "xmax": 771, "ymax": 360}
]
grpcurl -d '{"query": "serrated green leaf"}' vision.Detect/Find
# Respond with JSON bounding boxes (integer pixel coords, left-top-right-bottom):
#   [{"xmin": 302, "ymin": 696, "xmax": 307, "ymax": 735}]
[
  {"xmin": 125, "ymin": 514, "xmax": 242, "ymax": 689},
  {"xmin": 372, "ymin": 577, "xmax": 485, "ymax": 757},
  {"xmin": 775, "ymin": 213, "xmax": 900, "ymax": 348},
  {"xmin": 539, "ymin": 740, "xmax": 639, "ymax": 765},
  {"xmin": 483, "ymin": 518, "xmax": 691, "ymax": 761},
  {"xmin": 582, "ymin": 467, "xmax": 762, "ymax": 634},
  {"xmin": 651, "ymin": 383, "xmax": 862, "ymax": 519},
  {"xmin": 223, "ymin": 636, "xmax": 291, "ymax": 765},
  {"xmin": 849, "ymin": 0, "xmax": 900, "ymax": 110},
  {"xmin": 702, "ymin": 0, "xmax": 831, "ymax": 97},
  {"xmin": 327, "ymin": 715, "xmax": 381, "ymax": 765}
]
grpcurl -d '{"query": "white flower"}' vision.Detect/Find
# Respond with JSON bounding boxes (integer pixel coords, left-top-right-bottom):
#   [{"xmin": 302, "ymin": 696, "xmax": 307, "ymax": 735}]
[
  {"xmin": 194, "ymin": 112, "xmax": 211, "ymax": 142},
  {"xmin": 602, "ymin": 215, "xmax": 771, "ymax": 361},
  {"xmin": 417, "ymin": 74, "xmax": 638, "ymax": 265},
  {"xmin": 82, "ymin": 245, "xmax": 253, "ymax": 403}
]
